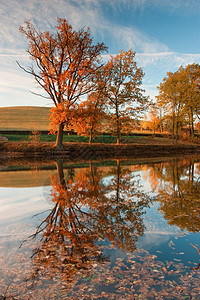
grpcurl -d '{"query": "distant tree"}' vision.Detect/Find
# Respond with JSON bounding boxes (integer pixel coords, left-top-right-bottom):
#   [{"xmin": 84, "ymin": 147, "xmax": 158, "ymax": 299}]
[
  {"xmin": 19, "ymin": 18, "xmax": 107, "ymax": 149},
  {"xmin": 68, "ymin": 91, "xmax": 105, "ymax": 143},
  {"xmin": 157, "ymin": 70, "xmax": 186, "ymax": 143},
  {"xmin": 157, "ymin": 64, "xmax": 200, "ymax": 142},
  {"xmin": 104, "ymin": 49, "xmax": 148, "ymax": 144},
  {"xmin": 157, "ymin": 158, "xmax": 200, "ymax": 233},
  {"xmin": 183, "ymin": 64, "xmax": 200, "ymax": 139},
  {"xmin": 67, "ymin": 65, "xmax": 111, "ymax": 143},
  {"xmin": 148, "ymin": 105, "xmax": 160, "ymax": 134},
  {"xmin": 141, "ymin": 114, "xmax": 149, "ymax": 131}
]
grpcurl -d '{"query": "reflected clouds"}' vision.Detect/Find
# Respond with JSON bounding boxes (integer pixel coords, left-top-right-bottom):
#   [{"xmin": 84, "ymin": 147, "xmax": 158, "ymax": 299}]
[
  {"xmin": 1, "ymin": 157, "xmax": 200, "ymax": 297},
  {"xmin": 0, "ymin": 187, "xmax": 48, "ymax": 225}
]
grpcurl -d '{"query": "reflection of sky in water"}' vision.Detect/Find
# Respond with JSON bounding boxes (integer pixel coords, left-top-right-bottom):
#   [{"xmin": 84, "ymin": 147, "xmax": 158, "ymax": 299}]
[
  {"xmin": 0, "ymin": 170, "xmax": 180, "ymax": 249},
  {"xmin": 0, "ymin": 187, "xmax": 50, "ymax": 226},
  {"xmin": 1, "ymin": 159, "xmax": 200, "ymax": 297},
  {"xmin": 138, "ymin": 202, "xmax": 180, "ymax": 251}
]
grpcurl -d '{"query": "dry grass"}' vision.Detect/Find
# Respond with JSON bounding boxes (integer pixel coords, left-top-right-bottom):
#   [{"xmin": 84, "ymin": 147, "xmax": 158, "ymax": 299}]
[
  {"xmin": 0, "ymin": 169, "xmax": 56, "ymax": 188},
  {"xmin": 0, "ymin": 106, "xmax": 51, "ymax": 130}
]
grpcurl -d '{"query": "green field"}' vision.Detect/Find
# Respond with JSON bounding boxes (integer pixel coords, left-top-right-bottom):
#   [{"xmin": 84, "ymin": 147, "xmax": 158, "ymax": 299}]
[
  {"xmin": 4, "ymin": 133, "xmax": 118, "ymax": 143},
  {"xmin": 2, "ymin": 133, "xmax": 175, "ymax": 145},
  {"xmin": 0, "ymin": 106, "xmax": 51, "ymax": 130},
  {"xmin": 0, "ymin": 106, "xmax": 173, "ymax": 144}
]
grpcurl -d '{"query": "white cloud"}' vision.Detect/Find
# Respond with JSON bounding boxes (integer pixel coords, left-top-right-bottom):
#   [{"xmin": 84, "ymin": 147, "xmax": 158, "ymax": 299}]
[
  {"xmin": 105, "ymin": 25, "xmax": 168, "ymax": 53},
  {"xmin": 0, "ymin": 58, "xmax": 51, "ymax": 107},
  {"xmin": 0, "ymin": 0, "xmax": 170, "ymax": 107},
  {"xmin": 0, "ymin": 0, "xmax": 200, "ymax": 107},
  {"xmin": 0, "ymin": 0, "xmax": 169, "ymax": 52},
  {"xmin": 0, "ymin": 0, "xmax": 104, "ymax": 49},
  {"xmin": 101, "ymin": 0, "xmax": 200, "ymax": 14},
  {"xmin": 135, "ymin": 52, "xmax": 200, "ymax": 101},
  {"xmin": 136, "ymin": 52, "xmax": 200, "ymax": 81},
  {"xmin": 0, "ymin": 0, "xmax": 199, "ymax": 53}
]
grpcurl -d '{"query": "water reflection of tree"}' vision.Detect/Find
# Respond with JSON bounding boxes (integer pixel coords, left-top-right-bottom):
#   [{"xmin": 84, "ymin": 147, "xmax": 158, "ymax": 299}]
[
  {"xmin": 103, "ymin": 159, "xmax": 151, "ymax": 251},
  {"xmin": 26, "ymin": 159, "xmax": 152, "ymax": 288},
  {"xmin": 154, "ymin": 158, "xmax": 200, "ymax": 232}
]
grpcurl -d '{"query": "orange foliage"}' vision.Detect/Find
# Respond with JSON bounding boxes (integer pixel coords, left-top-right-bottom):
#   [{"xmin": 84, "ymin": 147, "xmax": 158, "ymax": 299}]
[
  {"xmin": 103, "ymin": 49, "xmax": 148, "ymax": 143},
  {"xmin": 49, "ymin": 104, "xmax": 68, "ymax": 134},
  {"xmin": 19, "ymin": 18, "xmax": 107, "ymax": 147},
  {"xmin": 68, "ymin": 92, "xmax": 105, "ymax": 138}
]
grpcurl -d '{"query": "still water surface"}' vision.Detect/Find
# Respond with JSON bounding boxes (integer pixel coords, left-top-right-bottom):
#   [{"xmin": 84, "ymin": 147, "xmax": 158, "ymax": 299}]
[{"xmin": 0, "ymin": 156, "xmax": 200, "ymax": 299}]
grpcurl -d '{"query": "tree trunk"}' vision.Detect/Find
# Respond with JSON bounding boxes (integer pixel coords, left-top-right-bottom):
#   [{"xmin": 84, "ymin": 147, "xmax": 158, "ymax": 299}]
[
  {"xmin": 115, "ymin": 103, "xmax": 120, "ymax": 145},
  {"xmin": 55, "ymin": 159, "xmax": 66, "ymax": 187},
  {"xmin": 116, "ymin": 159, "xmax": 120, "ymax": 202},
  {"xmin": 89, "ymin": 130, "xmax": 93, "ymax": 144},
  {"xmin": 190, "ymin": 109, "xmax": 195, "ymax": 140},
  {"xmin": 116, "ymin": 133, "xmax": 120, "ymax": 145},
  {"xmin": 172, "ymin": 158, "xmax": 176, "ymax": 197},
  {"xmin": 172, "ymin": 109, "xmax": 175, "ymax": 144},
  {"xmin": 175, "ymin": 120, "xmax": 178, "ymax": 144},
  {"xmin": 159, "ymin": 109, "xmax": 162, "ymax": 133},
  {"xmin": 116, "ymin": 115, "xmax": 120, "ymax": 144},
  {"xmin": 153, "ymin": 122, "xmax": 155, "ymax": 136},
  {"xmin": 189, "ymin": 159, "xmax": 194, "ymax": 192},
  {"xmin": 55, "ymin": 122, "xmax": 65, "ymax": 150}
]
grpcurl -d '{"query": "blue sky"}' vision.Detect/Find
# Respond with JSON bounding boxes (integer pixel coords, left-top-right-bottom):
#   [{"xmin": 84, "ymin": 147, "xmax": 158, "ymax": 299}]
[{"xmin": 1, "ymin": 0, "xmax": 200, "ymax": 107}]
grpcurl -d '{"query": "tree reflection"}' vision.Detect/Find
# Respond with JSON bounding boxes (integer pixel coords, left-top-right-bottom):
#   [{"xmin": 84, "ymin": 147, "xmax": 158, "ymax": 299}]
[
  {"xmin": 155, "ymin": 158, "xmax": 200, "ymax": 232},
  {"xmin": 101, "ymin": 159, "xmax": 151, "ymax": 252},
  {"xmin": 25, "ymin": 159, "xmax": 152, "ymax": 287}
]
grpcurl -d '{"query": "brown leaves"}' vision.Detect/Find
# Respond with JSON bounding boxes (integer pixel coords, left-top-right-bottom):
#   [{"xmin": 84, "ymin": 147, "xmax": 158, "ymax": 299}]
[{"xmin": 190, "ymin": 243, "xmax": 200, "ymax": 255}]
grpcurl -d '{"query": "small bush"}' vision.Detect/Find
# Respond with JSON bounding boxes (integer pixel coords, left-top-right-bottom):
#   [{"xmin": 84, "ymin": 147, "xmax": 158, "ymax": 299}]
[{"xmin": 29, "ymin": 130, "xmax": 41, "ymax": 143}]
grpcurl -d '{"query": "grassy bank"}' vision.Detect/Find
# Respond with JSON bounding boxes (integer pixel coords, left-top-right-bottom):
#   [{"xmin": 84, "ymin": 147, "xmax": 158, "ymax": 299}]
[
  {"xmin": 1, "ymin": 139, "xmax": 200, "ymax": 160},
  {"xmin": 3, "ymin": 133, "xmax": 117, "ymax": 143},
  {"xmin": 2, "ymin": 132, "xmax": 176, "ymax": 144}
]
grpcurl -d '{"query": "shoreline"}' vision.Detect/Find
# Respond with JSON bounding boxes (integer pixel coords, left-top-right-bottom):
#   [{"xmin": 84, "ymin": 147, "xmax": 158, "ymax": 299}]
[{"xmin": 1, "ymin": 141, "xmax": 200, "ymax": 159}]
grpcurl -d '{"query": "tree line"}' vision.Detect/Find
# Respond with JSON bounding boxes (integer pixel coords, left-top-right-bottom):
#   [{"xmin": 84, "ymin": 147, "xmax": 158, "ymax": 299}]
[
  {"xmin": 142, "ymin": 64, "xmax": 200, "ymax": 143},
  {"xmin": 19, "ymin": 18, "xmax": 200, "ymax": 148}
]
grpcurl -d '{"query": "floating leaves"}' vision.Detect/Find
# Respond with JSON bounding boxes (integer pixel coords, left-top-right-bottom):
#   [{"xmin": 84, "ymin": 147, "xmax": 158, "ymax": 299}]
[{"xmin": 1, "ymin": 157, "xmax": 200, "ymax": 298}]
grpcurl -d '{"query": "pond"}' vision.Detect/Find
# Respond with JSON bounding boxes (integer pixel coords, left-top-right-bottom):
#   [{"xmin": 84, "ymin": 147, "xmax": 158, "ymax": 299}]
[{"xmin": 0, "ymin": 156, "xmax": 200, "ymax": 299}]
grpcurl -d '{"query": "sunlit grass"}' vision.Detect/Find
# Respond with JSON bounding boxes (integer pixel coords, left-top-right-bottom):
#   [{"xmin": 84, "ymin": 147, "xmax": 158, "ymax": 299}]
[
  {"xmin": 4, "ymin": 134, "xmax": 116, "ymax": 143},
  {"xmin": 0, "ymin": 106, "xmax": 51, "ymax": 131},
  {"xmin": 3, "ymin": 133, "xmax": 172, "ymax": 144}
]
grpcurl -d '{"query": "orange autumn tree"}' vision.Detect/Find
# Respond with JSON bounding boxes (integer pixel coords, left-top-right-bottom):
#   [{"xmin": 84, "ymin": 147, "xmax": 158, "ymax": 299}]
[
  {"xmin": 104, "ymin": 49, "xmax": 148, "ymax": 144},
  {"xmin": 148, "ymin": 105, "xmax": 161, "ymax": 134},
  {"xmin": 68, "ymin": 63, "xmax": 112, "ymax": 143},
  {"xmin": 69, "ymin": 91, "xmax": 106, "ymax": 143},
  {"xmin": 19, "ymin": 18, "xmax": 107, "ymax": 149}
]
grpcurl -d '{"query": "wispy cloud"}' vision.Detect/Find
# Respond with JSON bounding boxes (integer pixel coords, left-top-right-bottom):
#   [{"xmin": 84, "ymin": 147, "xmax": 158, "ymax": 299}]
[
  {"xmin": 136, "ymin": 52, "xmax": 200, "ymax": 74},
  {"xmin": 0, "ymin": 0, "xmax": 170, "ymax": 107},
  {"xmin": 105, "ymin": 24, "xmax": 169, "ymax": 53},
  {"xmin": 101, "ymin": 0, "xmax": 200, "ymax": 14},
  {"xmin": 1, "ymin": 0, "xmax": 200, "ymax": 107},
  {"xmin": 0, "ymin": 0, "xmax": 169, "ymax": 53},
  {"xmin": 1, "ymin": 0, "xmax": 199, "ymax": 52},
  {"xmin": 136, "ymin": 52, "xmax": 200, "ymax": 100},
  {"xmin": 0, "ymin": 52, "xmax": 49, "ymax": 106}
]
